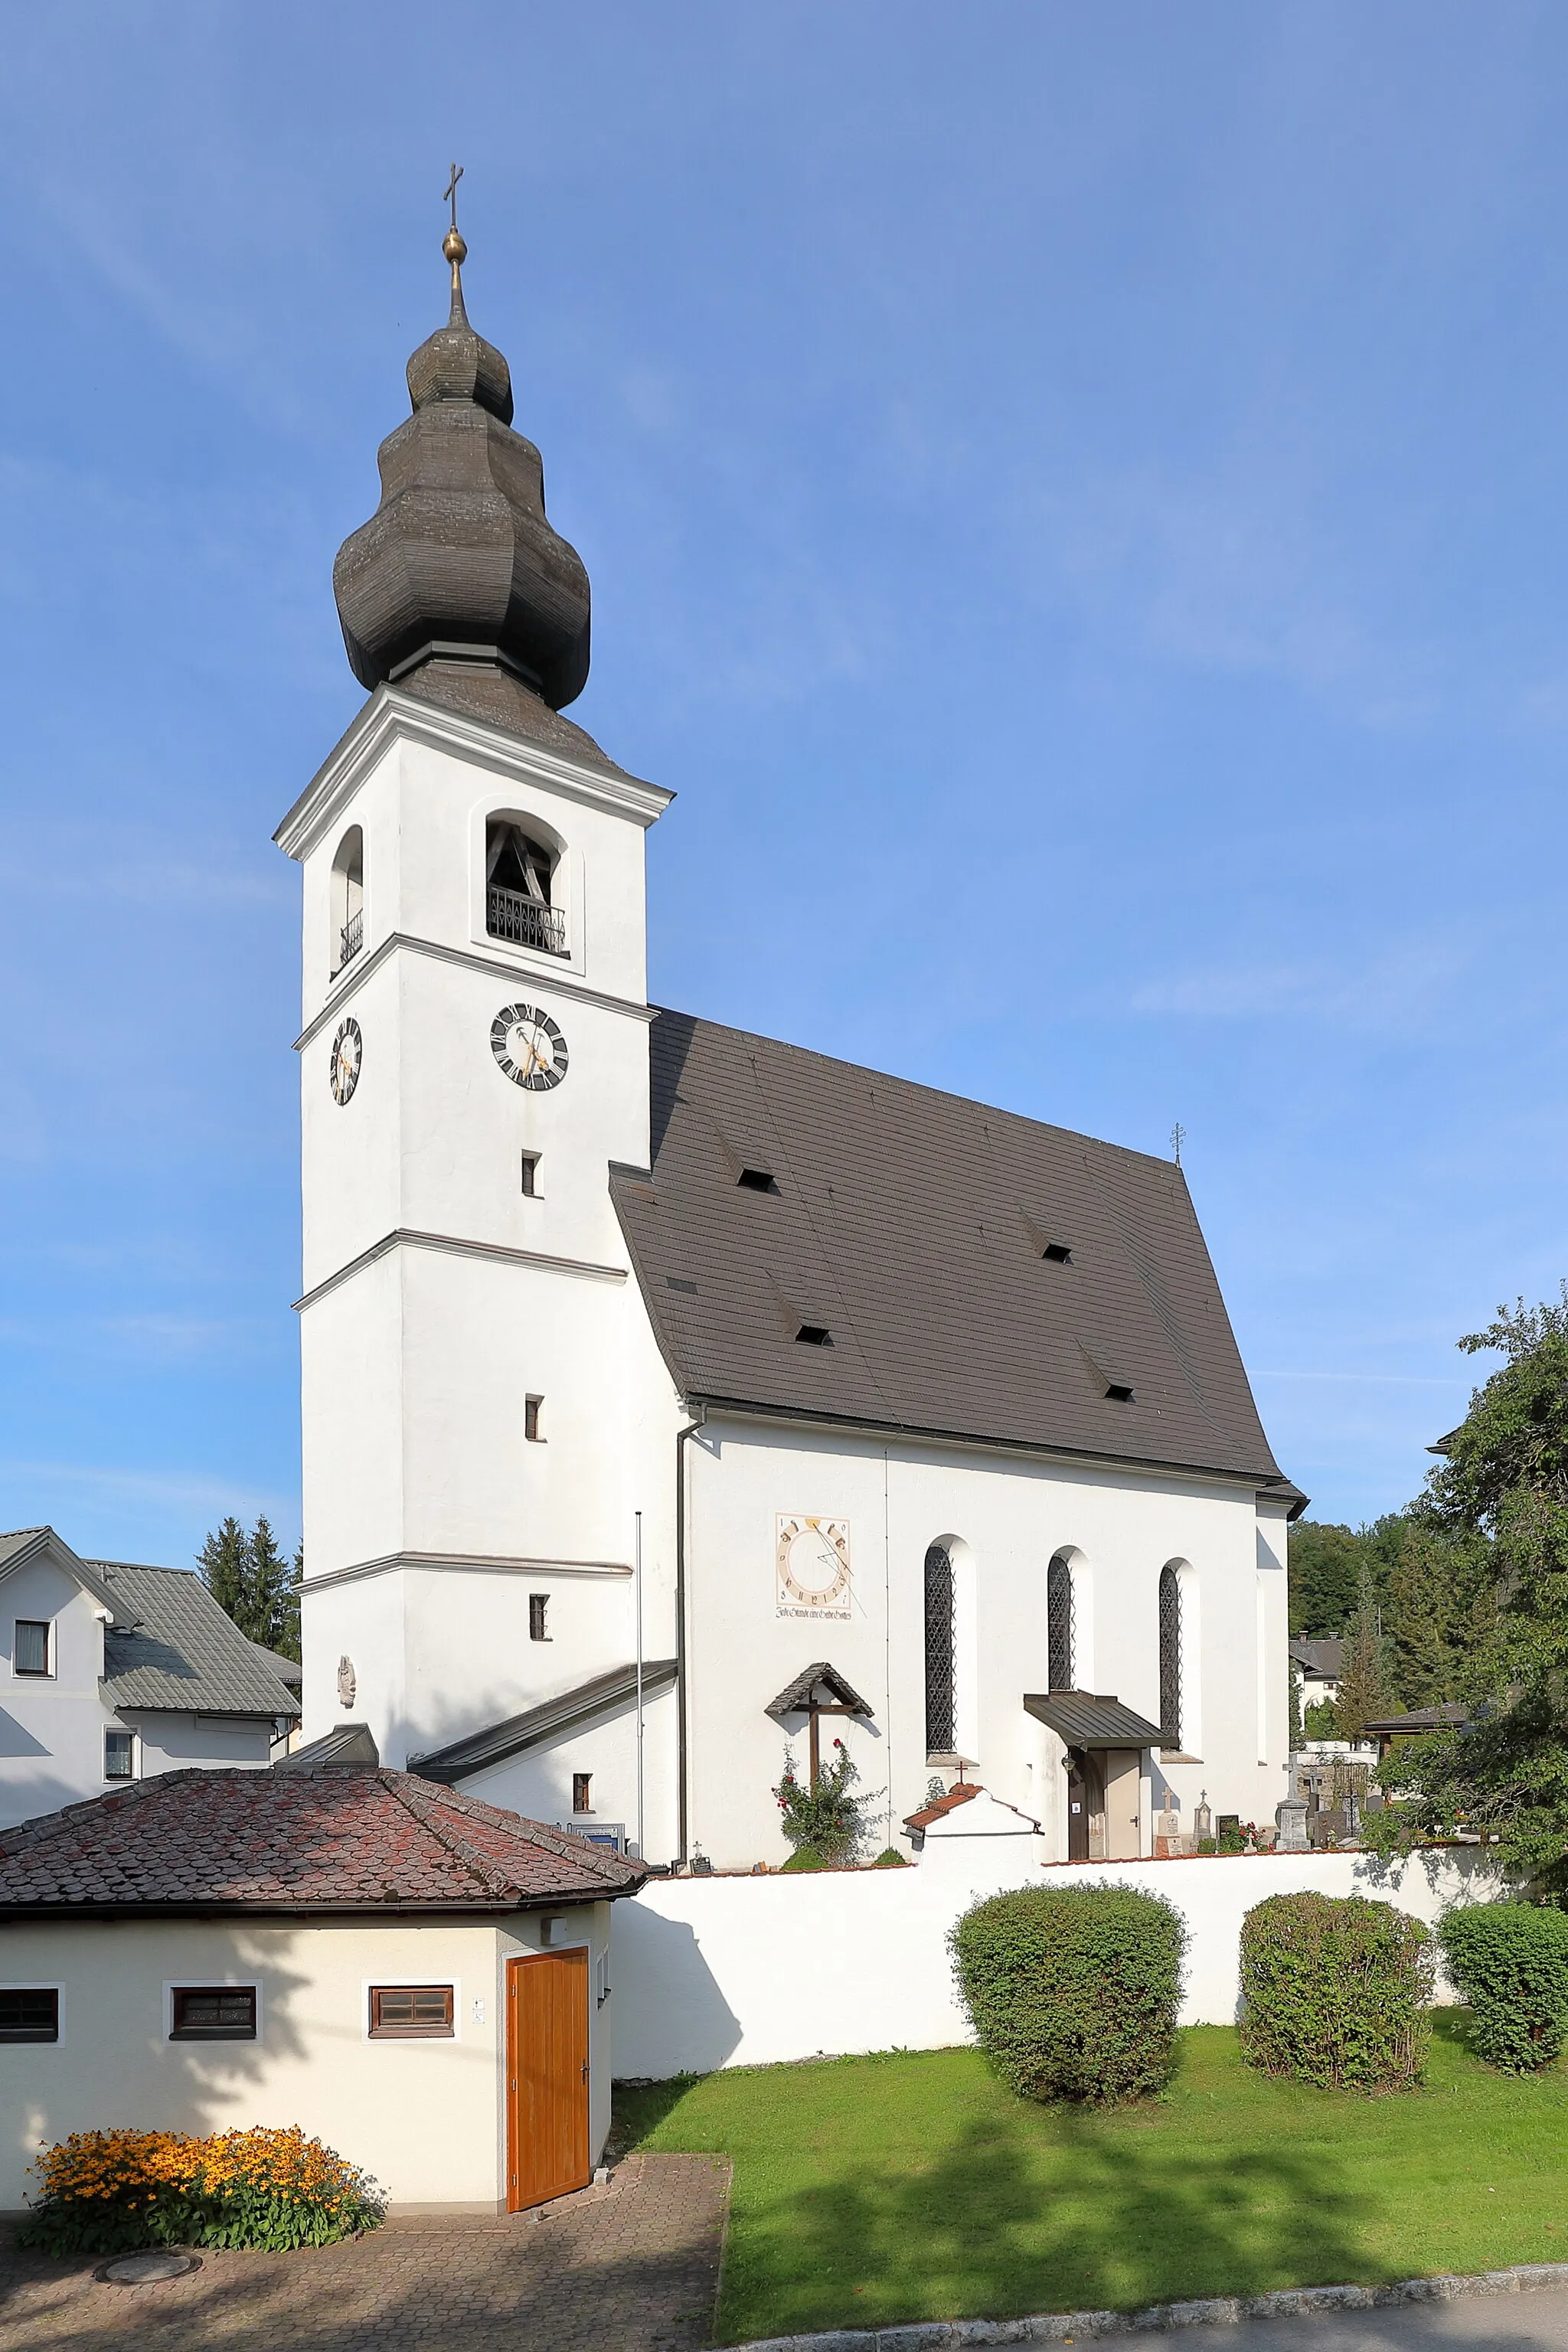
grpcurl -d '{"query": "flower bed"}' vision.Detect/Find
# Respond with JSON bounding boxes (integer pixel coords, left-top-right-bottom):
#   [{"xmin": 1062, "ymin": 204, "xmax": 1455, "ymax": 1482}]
[{"xmin": 20, "ymin": 2125, "xmax": 386, "ymax": 2256}]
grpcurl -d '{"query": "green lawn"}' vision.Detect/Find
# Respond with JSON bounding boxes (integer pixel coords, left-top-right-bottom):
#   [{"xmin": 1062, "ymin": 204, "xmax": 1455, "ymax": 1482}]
[{"xmin": 616, "ymin": 2016, "xmax": 1568, "ymax": 2346}]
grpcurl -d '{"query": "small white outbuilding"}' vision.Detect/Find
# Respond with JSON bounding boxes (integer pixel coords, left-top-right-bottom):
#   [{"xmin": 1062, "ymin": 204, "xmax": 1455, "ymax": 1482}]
[{"xmin": 0, "ymin": 1762, "xmax": 646, "ymax": 2214}]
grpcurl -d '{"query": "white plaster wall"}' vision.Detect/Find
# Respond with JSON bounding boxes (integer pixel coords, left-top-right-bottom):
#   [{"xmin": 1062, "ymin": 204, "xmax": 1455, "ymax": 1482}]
[
  {"xmin": 684, "ymin": 1416, "xmax": 1289, "ymax": 1872},
  {"xmin": 612, "ymin": 1846, "xmax": 1494, "ymax": 2079},
  {"xmin": 0, "ymin": 1904, "xmax": 615, "ymax": 2213},
  {"xmin": 0, "ymin": 1563, "xmax": 275, "ymax": 1830},
  {"xmin": 462, "ymin": 1681, "xmax": 679, "ymax": 1860}
]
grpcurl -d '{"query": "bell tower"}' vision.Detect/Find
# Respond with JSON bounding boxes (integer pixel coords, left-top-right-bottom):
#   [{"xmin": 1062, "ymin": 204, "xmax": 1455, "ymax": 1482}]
[{"xmin": 276, "ymin": 202, "xmax": 674, "ymax": 1775}]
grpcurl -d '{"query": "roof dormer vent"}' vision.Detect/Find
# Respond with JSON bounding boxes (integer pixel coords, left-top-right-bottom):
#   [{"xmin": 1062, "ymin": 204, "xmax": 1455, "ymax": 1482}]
[
  {"xmin": 737, "ymin": 1168, "xmax": 779, "ymax": 1194},
  {"xmin": 795, "ymin": 1325, "xmax": 833, "ymax": 1347}
]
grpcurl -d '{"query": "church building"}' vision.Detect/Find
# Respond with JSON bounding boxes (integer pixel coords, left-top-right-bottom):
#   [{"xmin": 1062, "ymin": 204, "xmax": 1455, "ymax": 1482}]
[{"xmin": 276, "ymin": 219, "xmax": 1304, "ymax": 1873}]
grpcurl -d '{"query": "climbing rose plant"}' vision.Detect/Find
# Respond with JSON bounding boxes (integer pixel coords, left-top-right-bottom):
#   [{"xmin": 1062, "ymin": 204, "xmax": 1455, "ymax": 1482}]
[{"xmin": 773, "ymin": 1739, "xmax": 881, "ymax": 1867}]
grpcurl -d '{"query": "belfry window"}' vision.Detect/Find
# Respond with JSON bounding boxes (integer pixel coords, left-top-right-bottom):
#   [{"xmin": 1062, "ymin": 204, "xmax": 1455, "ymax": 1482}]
[
  {"xmin": 923, "ymin": 1542, "xmax": 956, "ymax": 1756},
  {"xmin": 1047, "ymin": 1553, "xmax": 1074, "ymax": 1692},
  {"xmin": 331, "ymin": 826, "xmax": 364, "ymax": 976},
  {"xmin": 1158, "ymin": 1563, "xmax": 1182, "ymax": 1749},
  {"xmin": 486, "ymin": 820, "xmax": 566, "ymax": 956}
]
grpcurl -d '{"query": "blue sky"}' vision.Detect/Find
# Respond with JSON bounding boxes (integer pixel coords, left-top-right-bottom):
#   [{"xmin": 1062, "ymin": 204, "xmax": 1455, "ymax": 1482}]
[{"xmin": 2, "ymin": 2, "xmax": 1565, "ymax": 1568}]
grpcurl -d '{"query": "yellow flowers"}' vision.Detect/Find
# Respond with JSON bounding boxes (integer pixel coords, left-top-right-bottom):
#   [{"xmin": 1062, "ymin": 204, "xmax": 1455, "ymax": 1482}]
[{"xmin": 27, "ymin": 2125, "xmax": 385, "ymax": 2253}]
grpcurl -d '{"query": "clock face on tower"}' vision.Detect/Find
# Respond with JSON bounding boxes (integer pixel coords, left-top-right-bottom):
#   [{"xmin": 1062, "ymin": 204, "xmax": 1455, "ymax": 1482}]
[
  {"xmin": 328, "ymin": 1018, "xmax": 362, "ymax": 1106},
  {"xmin": 491, "ymin": 1003, "xmax": 569, "ymax": 1091}
]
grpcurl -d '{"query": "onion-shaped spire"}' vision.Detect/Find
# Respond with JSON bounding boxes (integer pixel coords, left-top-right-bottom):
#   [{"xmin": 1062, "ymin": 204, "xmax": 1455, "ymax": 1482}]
[{"xmin": 332, "ymin": 172, "xmax": 591, "ymax": 711}]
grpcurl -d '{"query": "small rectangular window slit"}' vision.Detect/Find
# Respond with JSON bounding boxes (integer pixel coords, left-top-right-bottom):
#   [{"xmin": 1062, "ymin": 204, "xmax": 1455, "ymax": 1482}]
[
  {"xmin": 737, "ymin": 1168, "xmax": 778, "ymax": 1193},
  {"xmin": 524, "ymin": 1396, "xmax": 544, "ymax": 1442},
  {"xmin": 795, "ymin": 1324, "xmax": 832, "ymax": 1347},
  {"xmin": 520, "ymin": 1152, "xmax": 541, "ymax": 1197},
  {"xmin": 573, "ymin": 1772, "xmax": 593, "ymax": 1814},
  {"xmin": 1041, "ymin": 1241, "xmax": 1073, "ymax": 1264},
  {"xmin": 1105, "ymin": 1382, "xmax": 1135, "ymax": 1403},
  {"xmin": 529, "ymin": 1592, "xmax": 549, "ymax": 1642}
]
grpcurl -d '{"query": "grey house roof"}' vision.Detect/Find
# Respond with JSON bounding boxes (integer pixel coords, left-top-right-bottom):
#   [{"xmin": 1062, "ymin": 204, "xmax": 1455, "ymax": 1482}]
[
  {"xmin": 611, "ymin": 1013, "xmax": 1297, "ymax": 1499},
  {"xmin": 88, "ymin": 1563, "xmax": 301, "ymax": 1717},
  {"xmin": 1289, "ymin": 1637, "xmax": 1344, "ymax": 1678}
]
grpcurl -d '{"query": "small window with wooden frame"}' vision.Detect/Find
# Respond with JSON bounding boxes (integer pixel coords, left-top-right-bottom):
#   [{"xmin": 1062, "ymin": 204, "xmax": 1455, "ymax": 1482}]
[
  {"xmin": 169, "ymin": 1985, "xmax": 257, "ymax": 2040},
  {"xmin": 368, "ymin": 1984, "xmax": 455, "ymax": 2039}
]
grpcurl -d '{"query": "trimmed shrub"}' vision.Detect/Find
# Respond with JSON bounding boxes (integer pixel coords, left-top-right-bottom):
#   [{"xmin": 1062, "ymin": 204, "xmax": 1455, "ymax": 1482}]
[
  {"xmin": 950, "ymin": 1883, "xmax": 1187, "ymax": 2105},
  {"xmin": 1440, "ymin": 1902, "xmax": 1568, "ymax": 2073},
  {"xmin": 1239, "ymin": 1892, "xmax": 1432, "ymax": 2091},
  {"xmin": 20, "ymin": 2125, "xmax": 385, "ymax": 2257}
]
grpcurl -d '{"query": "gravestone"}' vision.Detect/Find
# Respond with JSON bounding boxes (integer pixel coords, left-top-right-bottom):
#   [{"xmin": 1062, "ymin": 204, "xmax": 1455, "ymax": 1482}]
[{"xmin": 1275, "ymin": 1796, "xmax": 1309, "ymax": 1851}]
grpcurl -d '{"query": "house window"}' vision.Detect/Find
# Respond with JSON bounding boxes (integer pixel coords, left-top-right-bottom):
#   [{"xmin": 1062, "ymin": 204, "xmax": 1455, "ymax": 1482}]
[
  {"xmin": 525, "ymin": 1396, "xmax": 544, "ymax": 1442},
  {"xmin": 331, "ymin": 824, "xmax": 364, "ymax": 975},
  {"xmin": 923, "ymin": 1542, "xmax": 956, "ymax": 1756},
  {"xmin": 1159, "ymin": 1564, "xmax": 1183, "ymax": 1748},
  {"xmin": 1047, "ymin": 1553, "xmax": 1075, "ymax": 1691},
  {"xmin": 521, "ymin": 1152, "xmax": 541, "ymax": 1196},
  {"xmin": 486, "ymin": 819, "xmax": 566, "ymax": 954},
  {"xmin": 0, "ymin": 1988, "xmax": 58, "ymax": 2043},
  {"xmin": 573, "ymin": 1772, "xmax": 592, "ymax": 1814},
  {"xmin": 529, "ymin": 1593, "xmax": 549, "ymax": 1642},
  {"xmin": 13, "ymin": 1621, "xmax": 50, "ymax": 1677},
  {"xmin": 170, "ymin": 1986, "xmax": 257, "ymax": 2040},
  {"xmin": 368, "ymin": 1984, "xmax": 454, "ymax": 2039},
  {"xmin": 104, "ymin": 1729, "xmax": 136, "ymax": 1780}
]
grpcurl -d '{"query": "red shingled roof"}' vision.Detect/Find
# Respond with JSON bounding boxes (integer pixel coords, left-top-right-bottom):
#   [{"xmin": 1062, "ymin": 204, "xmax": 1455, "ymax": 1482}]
[
  {"xmin": 902, "ymin": 1780, "xmax": 983, "ymax": 1833},
  {"xmin": 0, "ymin": 1767, "xmax": 646, "ymax": 1914}
]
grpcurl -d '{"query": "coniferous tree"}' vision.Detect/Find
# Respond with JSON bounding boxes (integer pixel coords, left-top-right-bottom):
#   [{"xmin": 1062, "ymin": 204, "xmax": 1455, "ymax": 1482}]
[
  {"xmin": 195, "ymin": 1514, "xmax": 302, "ymax": 1661},
  {"xmin": 198, "ymin": 1517, "xmax": 250, "ymax": 1625},
  {"xmin": 1334, "ymin": 1566, "xmax": 1394, "ymax": 1738}
]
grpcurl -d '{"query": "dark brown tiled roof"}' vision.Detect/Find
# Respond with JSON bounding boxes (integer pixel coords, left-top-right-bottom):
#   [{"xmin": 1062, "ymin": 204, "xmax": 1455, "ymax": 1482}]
[
  {"xmin": 612, "ymin": 1012, "xmax": 1291, "ymax": 1491},
  {"xmin": 0, "ymin": 1767, "xmax": 646, "ymax": 1914}
]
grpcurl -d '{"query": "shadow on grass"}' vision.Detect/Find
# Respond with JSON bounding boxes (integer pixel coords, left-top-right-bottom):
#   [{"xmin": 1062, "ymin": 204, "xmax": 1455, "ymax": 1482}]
[{"xmin": 715, "ymin": 2097, "xmax": 1374, "ymax": 2343}]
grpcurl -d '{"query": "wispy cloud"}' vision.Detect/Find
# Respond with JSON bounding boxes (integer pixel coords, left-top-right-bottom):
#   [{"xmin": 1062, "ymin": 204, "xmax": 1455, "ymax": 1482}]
[
  {"xmin": 0, "ymin": 1459, "xmax": 284, "ymax": 1524},
  {"xmin": 1129, "ymin": 936, "xmax": 1466, "ymax": 1029}
]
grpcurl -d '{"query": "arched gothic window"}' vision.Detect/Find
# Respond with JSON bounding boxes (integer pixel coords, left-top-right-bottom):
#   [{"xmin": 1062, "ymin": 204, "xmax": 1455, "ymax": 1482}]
[
  {"xmin": 1047, "ymin": 1552, "xmax": 1075, "ymax": 1691},
  {"xmin": 923, "ymin": 1541, "xmax": 956, "ymax": 1756},
  {"xmin": 331, "ymin": 825, "xmax": 364, "ymax": 975},
  {"xmin": 1158, "ymin": 1563, "xmax": 1182, "ymax": 1747}
]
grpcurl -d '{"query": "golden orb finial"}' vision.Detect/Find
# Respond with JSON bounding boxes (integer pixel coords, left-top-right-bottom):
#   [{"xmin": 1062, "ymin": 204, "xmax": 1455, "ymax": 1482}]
[{"xmin": 441, "ymin": 164, "xmax": 467, "ymax": 303}]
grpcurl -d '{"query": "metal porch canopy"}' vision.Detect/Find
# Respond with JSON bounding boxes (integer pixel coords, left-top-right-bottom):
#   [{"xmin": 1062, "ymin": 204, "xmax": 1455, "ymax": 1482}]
[{"xmin": 1024, "ymin": 1690, "xmax": 1164, "ymax": 1748}]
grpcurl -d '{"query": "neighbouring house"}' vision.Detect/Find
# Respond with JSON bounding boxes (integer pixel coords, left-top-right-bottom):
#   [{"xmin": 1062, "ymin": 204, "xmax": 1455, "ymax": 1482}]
[
  {"xmin": 276, "ymin": 224, "xmax": 1305, "ymax": 1876},
  {"xmin": 1289, "ymin": 1637, "xmax": 1344, "ymax": 1714},
  {"xmin": 0, "ymin": 1528, "xmax": 301, "ymax": 1831},
  {"xmin": 1361, "ymin": 1703, "xmax": 1468, "ymax": 1763},
  {"xmin": 0, "ymin": 1762, "xmax": 645, "ymax": 2213}
]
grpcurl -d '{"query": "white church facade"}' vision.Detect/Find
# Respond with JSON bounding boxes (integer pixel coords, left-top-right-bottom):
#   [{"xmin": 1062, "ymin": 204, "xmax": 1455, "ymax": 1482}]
[{"xmin": 278, "ymin": 221, "xmax": 1303, "ymax": 1873}]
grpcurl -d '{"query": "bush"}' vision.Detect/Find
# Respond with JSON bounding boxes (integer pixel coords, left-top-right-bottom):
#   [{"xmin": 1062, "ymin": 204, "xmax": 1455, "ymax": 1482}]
[
  {"xmin": 950, "ymin": 1883, "xmax": 1187, "ymax": 2105},
  {"xmin": 1439, "ymin": 1902, "xmax": 1568, "ymax": 2072},
  {"xmin": 1238, "ymin": 1892, "xmax": 1432, "ymax": 2091},
  {"xmin": 20, "ymin": 2126, "xmax": 385, "ymax": 2257},
  {"xmin": 772, "ymin": 1740, "xmax": 882, "ymax": 1867}
]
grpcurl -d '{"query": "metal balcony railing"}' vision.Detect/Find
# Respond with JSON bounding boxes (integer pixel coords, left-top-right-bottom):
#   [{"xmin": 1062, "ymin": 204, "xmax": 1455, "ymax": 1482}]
[
  {"xmin": 487, "ymin": 886, "xmax": 567, "ymax": 955},
  {"xmin": 336, "ymin": 908, "xmax": 364, "ymax": 974}
]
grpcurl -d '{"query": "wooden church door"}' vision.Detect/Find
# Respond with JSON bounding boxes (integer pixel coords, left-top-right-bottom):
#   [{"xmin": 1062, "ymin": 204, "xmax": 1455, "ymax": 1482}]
[{"xmin": 506, "ymin": 1950, "xmax": 590, "ymax": 2210}]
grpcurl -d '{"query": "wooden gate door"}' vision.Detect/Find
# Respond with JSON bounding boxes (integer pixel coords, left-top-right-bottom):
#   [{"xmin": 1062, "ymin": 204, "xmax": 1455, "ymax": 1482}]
[{"xmin": 505, "ymin": 1949, "xmax": 590, "ymax": 2211}]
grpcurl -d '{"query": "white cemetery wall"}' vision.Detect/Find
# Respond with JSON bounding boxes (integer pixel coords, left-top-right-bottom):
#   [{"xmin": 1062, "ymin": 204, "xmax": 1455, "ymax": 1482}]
[{"xmin": 611, "ymin": 1844, "xmax": 1497, "ymax": 2081}]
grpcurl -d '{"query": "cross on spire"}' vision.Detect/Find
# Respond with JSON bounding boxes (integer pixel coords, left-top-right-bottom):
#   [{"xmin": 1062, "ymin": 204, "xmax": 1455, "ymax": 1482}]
[{"xmin": 440, "ymin": 163, "xmax": 468, "ymax": 310}]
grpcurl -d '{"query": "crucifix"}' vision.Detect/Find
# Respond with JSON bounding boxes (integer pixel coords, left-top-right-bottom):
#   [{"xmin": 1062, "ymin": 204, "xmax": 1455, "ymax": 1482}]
[
  {"xmin": 805, "ymin": 1694, "xmax": 858, "ymax": 1788},
  {"xmin": 443, "ymin": 162, "xmax": 464, "ymax": 233}
]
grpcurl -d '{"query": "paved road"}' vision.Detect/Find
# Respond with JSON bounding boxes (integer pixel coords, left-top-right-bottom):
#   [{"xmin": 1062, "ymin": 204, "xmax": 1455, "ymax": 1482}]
[
  {"xmin": 1116, "ymin": 2294, "xmax": 1568, "ymax": 2352},
  {"xmin": 0, "ymin": 2151, "xmax": 728, "ymax": 2352}
]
